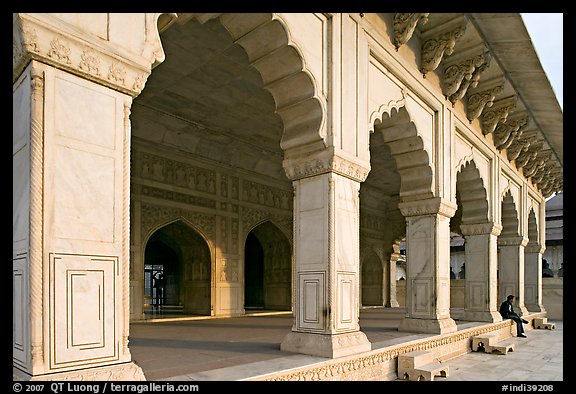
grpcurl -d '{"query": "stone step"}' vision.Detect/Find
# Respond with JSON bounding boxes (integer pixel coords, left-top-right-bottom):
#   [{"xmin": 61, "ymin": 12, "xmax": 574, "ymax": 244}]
[
  {"xmin": 534, "ymin": 318, "xmax": 556, "ymax": 330},
  {"xmin": 397, "ymin": 350, "xmax": 449, "ymax": 381}
]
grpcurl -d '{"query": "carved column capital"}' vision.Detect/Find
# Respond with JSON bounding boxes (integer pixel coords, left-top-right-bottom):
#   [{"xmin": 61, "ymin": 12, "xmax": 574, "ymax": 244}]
[
  {"xmin": 460, "ymin": 222, "xmax": 502, "ymax": 236},
  {"xmin": 398, "ymin": 197, "xmax": 457, "ymax": 218},
  {"xmin": 393, "ymin": 13, "xmax": 429, "ymax": 49},
  {"xmin": 13, "ymin": 13, "xmax": 162, "ymax": 97},
  {"xmin": 283, "ymin": 148, "xmax": 371, "ymax": 183},
  {"xmin": 497, "ymin": 236, "xmax": 529, "ymax": 247},
  {"xmin": 525, "ymin": 244, "xmax": 545, "ymax": 254}
]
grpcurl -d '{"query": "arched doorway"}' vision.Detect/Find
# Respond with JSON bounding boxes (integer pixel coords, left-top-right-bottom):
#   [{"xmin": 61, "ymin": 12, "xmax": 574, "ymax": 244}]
[
  {"xmin": 361, "ymin": 249, "xmax": 383, "ymax": 306},
  {"xmin": 244, "ymin": 221, "xmax": 292, "ymax": 311},
  {"xmin": 143, "ymin": 220, "xmax": 211, "ymax": 316}
]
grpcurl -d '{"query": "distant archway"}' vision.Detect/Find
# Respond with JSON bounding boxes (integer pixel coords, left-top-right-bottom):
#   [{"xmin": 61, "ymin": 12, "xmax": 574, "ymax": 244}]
[
  {"xmin": 143, "ymin": 220, "xmax": 211, "ymax": 316},
  {"xmin": 244, "ymin": 221, "xmax": 292, "ymax": 310}
]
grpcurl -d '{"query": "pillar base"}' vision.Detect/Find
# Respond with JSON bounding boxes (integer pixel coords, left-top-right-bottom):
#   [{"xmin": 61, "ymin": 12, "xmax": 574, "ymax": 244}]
[
  {"xmin": 459, "ymin": 310, "xmax": 503, "ymax": 323},
  {"xmin": 13, "ymin": 362, "xmax": 146, "ymax": 381},
  {"xmin": 398, "ymin": 317, "xmax": 458, "ymax": 334},
  {"xmin": 280, "ymin": 330, "xmax": 372, "ymax": 358}
]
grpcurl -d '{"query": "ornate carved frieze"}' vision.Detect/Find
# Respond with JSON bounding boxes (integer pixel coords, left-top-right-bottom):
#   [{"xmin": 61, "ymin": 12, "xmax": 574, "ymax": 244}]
[
  {"xmin": 241, "ymin": 180, "xmax": 292, "ymax": 210},
  {"xmin": 419, "ymin": 16, "xmax": 467, "ymax": 76},
  {"xmin": 398, "ymin": 197, "xmax": 457, "ymax": 218},
  {"xmin": 13, "ymin": 13, "xmax": 158, "ymax": 97},
  {"xmin": 392, "ymin": 13, "xmax": 430, "ymax": 49},
  {"xmin": 480, "ymin": 96, "xmax": 516, "ymax": 135},
  {"xmin": 264, "ymin": 321, "xmax": 513, "ymax": 381},
  {"xmin": 466, "ymin": 84, "xmax": 504, "ymax": 122},
  {"xmin": 140, "ymin": 202, "xmax": 216, "ymax": 241},
  {"xmin": 140, "ymin": 185, "xmax": 216, "ymax": 209}
]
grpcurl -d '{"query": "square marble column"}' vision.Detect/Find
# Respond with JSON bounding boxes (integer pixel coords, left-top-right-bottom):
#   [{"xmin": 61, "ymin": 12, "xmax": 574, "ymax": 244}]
[
  {"xmin": 459, "ymin": 222, "xmax": 503, "ymax": 322},
  {"xmin": 13, "ymin": 62, "xmax": 144, "ymax": 380},
  {"xmin": 280, "ymin": 171, "xmax": 371, "ymax": 358},
  {"xmin": 397, "ymin": 198, "xmax": 458, "ymax": 334},
  {"xmin": 524, "ymin": 244, "xmax": 546, "ymax": 313},
  {"xmin": 498, "ymin": 236, "xmax": 530, "ymax": 316}
]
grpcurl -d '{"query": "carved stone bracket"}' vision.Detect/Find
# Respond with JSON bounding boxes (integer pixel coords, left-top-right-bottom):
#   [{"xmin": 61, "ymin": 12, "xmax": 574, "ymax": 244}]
[
  {"xmin": 515, "ymin": 140, "xmax": 542, "ymax": 170},
  {"xmin": 398, "ymin": 197, "xmax": 457, "ymax": 218},
  {"xmin": 493, "ymin": 115, "xmax": 529, "ymax": 151},
  {"xmin": 393, "ymin": 13, "xmax": 430, "ymax": 49},
  {"xmin": 441, "ymin": 46, "xmax": 487, "ymax": 98},
  {"xmin": 283, "ymin": 148, "xmax": 370, "ymax": 183},
  {"xmin": 448, "ymin": 51, "xmax": 491, "ymax": 106},
  {"xmin": 13, "ymin": 13, "xmax": 157, "ymax": 97},
  {"xmin": 466, "ymin": 83, "xmax": 504, "ymax": 122},
  {"xmin": 480, "ymin": 96, "xmax": 516, "ymax": 135},
  {"xmin": 419, "ymin": 16, "xmax": 467, "ymax": 76},
  {"xmin": 460, "ymin": 222, "xmax": 502, "ymax": 236},
  {"xmin": 524, "ymin": 244, "xmax": 545, "ymax": 254}
]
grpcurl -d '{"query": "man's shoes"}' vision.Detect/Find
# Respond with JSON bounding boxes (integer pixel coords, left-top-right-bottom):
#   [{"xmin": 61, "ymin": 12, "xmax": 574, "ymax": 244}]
[
  {"xmin": 518, "ymin": 334, "xmax": 527, "ymax": 338},
  {"xmin": 522, "ymin": 319, "xmax": 529, "ymax": 324}
]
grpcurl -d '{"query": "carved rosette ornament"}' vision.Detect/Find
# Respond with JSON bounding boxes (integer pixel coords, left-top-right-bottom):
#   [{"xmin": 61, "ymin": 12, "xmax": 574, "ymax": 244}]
[
  {"xmin": 466, "ymin": 85, "xmax": 503, "ymax": 122},
  {"xmin": 393, "ymin": 13, "xmax": 430, "ymax": 49},
  {"xmin": 420, "ymin": 24, "xmax": 466, "ymax": 76}
]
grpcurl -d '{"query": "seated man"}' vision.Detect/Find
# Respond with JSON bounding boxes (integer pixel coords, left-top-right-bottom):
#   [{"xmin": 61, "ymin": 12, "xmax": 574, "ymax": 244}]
[{"xmin": 499, "ymin": 294, "xmax": 529, "ymax": 338}]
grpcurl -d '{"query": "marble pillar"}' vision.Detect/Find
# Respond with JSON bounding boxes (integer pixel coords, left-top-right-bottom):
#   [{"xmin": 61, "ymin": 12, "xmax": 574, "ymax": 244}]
[
  {"xmin": 459, "ymin": 222, "xmax": 503, "ymax": 322},
  {"xmin": 524, "ymin": 244, "xmax": 546, "ymax": 313},
  {"xmin": 281, "ymin": 163, "xmax": 371, "ymax": 358},
  {"xmin": 498, "ymin": 236, "xmax": 530, "ymax": 316},
  {"xmin": 397, "ymin": 198, "xmax": 458, "ymax": 334}
]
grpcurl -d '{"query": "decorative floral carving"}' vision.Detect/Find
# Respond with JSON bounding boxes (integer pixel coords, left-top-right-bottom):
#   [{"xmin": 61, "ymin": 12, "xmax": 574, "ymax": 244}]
[
  {"xmin": 79, "ymin": 48, "xmax": 101, "ymax": 76},
  {"xmin": 47, "ymin": 37, "xmax": 71, "ymax": 64},
  {"xmin": 108, "ymin": 62, "xmax": 127, "ymax": 86}
]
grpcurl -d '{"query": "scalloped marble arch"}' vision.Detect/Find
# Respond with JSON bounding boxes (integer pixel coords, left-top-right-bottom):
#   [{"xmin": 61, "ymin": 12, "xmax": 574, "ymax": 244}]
[
  {"xmin": 500, "ymin": 188, "xmax": 521, "ymax": 237},
  {"xmin": 157, "ymin": 13, "xmax": 327, "ymax": 154},
  {"xmin": 455, "ymin": 160, "xmax": 490, "ymax": 224},
  {"xmin": 527, "ymin": 207, "xmax": 541, "ymax": 246},
  {"xmin": 368, "ymin": 99, "xmax": 434, "ymax": 201}
]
